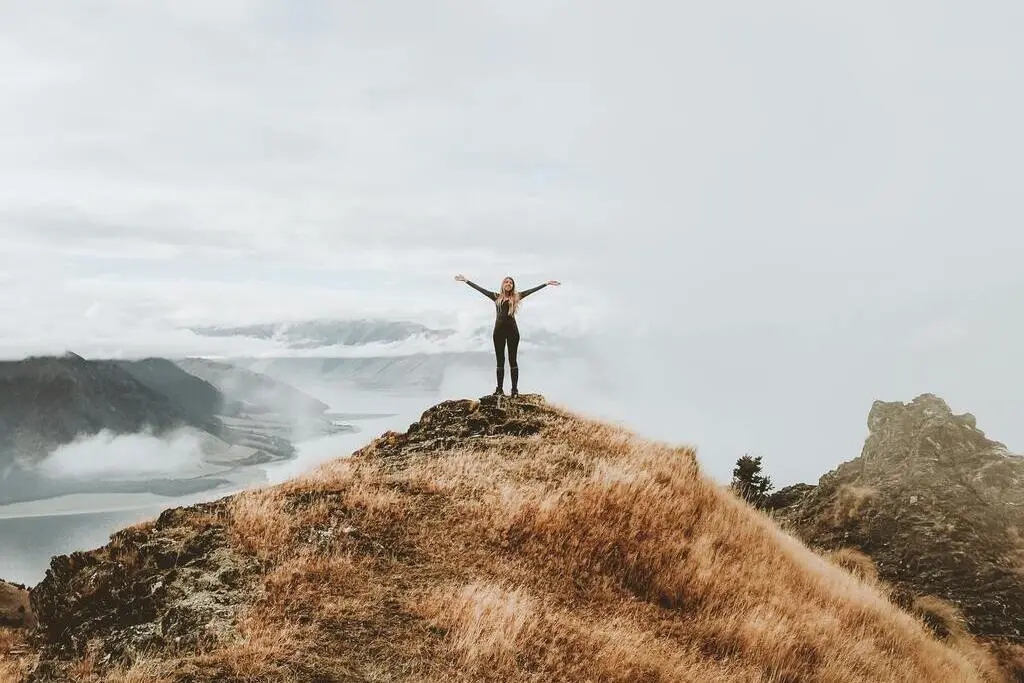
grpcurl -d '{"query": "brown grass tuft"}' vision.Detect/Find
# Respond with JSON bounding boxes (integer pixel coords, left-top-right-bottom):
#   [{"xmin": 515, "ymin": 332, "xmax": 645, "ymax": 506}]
[
  {"xmin": 826, "ymin": 547, "xmax": 881, "ymax": 584},
  {"xmin": 913, "ymin": 595, "xmax": 969, "ymax": 640},
  {"xmin": 909, "ymin": 596, "xmax": 1009, "ymax": 681},
  {"xmin": 831, "ymin": 484, "xmax": 878, "ymax": 525},
  {"xmin": 988, "ymin": 640, "xmax": 1024, "ymax": 681},
  {"xmin": 225, "ymin": 486, "xmax": 293, "ymax": 562},
  {"xmin": 419, "ymin": 581, "xmax": 539, "ymax": 670}
]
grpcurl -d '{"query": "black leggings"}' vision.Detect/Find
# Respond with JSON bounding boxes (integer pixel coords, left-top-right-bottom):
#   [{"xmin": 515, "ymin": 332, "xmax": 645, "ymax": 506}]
[{"xmin": 493, "ymin": 322, "xmax": 520, "ymax": 390}]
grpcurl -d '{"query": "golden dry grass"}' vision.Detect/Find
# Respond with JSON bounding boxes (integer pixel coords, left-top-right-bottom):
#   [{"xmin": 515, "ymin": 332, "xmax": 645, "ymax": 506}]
[
  {"xmin": 824, "ymin": 547, "xmax": 880, "ymax": 585},
  {"xmin": 76, "ymin": 399, "xmax": 1009, "ymax": 681},
  {"xmin": 0, "ymin": 627, "xmax": 35, "ymax": 683},
  {"xmin": 831, "ymin": 484, "xmax": 878, "ymax": 525}
]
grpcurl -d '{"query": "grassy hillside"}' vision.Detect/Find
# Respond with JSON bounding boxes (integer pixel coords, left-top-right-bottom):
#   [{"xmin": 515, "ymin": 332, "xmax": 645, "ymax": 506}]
[{"xmin": 5, "ymin": 395, "xmax": 1008, "ymax": 682}]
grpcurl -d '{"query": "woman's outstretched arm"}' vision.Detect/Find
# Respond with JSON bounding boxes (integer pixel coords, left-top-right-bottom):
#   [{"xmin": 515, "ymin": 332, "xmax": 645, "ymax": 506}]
[
  {"xmin": 455, "ymin": 274, "xmax": 497, "ymax": 300},
  {"xmin": 519, "ymin": 280, "xmax": 561, "ymax": 299}
]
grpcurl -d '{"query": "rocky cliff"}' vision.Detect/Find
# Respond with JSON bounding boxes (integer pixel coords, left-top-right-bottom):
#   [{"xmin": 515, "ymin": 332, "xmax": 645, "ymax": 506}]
[
  {"xmin": 3, "ymin": 395, "xmax": 1007, "ymax": 682},
  {"xmin": 769, "ymin": 393, "xmax": 1024, "ymax": 675}
]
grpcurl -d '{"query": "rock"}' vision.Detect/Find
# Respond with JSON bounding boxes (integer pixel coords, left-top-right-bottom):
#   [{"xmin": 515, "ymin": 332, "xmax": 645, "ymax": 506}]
[
  {"xmin": 0, "ymin": 579, "xmax": 35, "ymax": 629},
  {"xmin": 773, "ymin": 393, "xmax": 1024, "ymax": 656},
  {"xmin": 355, "ymin": 393, "xmax": 553, "ymax": 463},
  {"xmin": 763, "ymin": 483, "xmax": 815, "ymax": 511},
  {"xmin": 27, "ymin": 502, "xmax": 259, "ymax": 678}
]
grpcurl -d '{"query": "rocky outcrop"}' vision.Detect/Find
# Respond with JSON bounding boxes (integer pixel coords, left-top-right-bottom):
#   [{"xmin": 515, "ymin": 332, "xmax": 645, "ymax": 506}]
[
  {"xmin": 771, "ymin": 394, "xmax": 1024, "ymax": 650},
  {"xmin": 358, "ymin": 393, "xmax": 553, "ymax": 462},
  {"xmin": 0, "ymin": 580, "xmax": 34, "ymax": 629},
  {"xmin": 27, "ymin": 502, "xmax": 258, "ymax": 681}
]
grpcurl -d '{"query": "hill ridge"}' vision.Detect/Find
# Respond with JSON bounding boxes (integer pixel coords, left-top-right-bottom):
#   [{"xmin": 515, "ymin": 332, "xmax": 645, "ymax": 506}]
[{"xmin": 3, "ymin": 394, "xmax": 1009, "ymax": 682}]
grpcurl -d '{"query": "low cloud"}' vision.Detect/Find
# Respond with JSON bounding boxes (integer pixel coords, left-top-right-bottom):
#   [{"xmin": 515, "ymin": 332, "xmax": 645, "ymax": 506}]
[{"xmin": 35, "ymin": 429, "xmax": 207, "ymax": 480}]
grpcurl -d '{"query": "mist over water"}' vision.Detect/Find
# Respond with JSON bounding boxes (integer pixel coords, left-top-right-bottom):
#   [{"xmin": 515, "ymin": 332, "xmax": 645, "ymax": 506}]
[{"xmin": 35, "ymin": 429, "xmax": 207, "ymax": 480}]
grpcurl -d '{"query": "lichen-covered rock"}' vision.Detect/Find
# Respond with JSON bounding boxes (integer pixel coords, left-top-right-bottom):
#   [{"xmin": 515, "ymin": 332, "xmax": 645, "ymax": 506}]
[
  {"xmin": 27, "ymin": 501, "xmax": 259, "ymax": 681},
  {"xmin": 773, "ymin": 393, "xmax": 1024, "ymax": 651},
  {"xmin": 355, "ymin": 393, "xmax": 554, "ymax": 463}
]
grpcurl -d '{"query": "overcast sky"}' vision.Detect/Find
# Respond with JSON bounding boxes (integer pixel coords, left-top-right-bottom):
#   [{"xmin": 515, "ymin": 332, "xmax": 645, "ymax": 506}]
[{"xmin": 1, "ymin": 1, "xmax": 1022, "ymax": 484}]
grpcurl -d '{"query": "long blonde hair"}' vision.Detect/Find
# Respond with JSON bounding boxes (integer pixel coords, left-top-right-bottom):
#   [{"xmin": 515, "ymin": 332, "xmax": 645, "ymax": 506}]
[{"xmin": 496, "ymin": 276, "xmax": 521, "ymax": 316}]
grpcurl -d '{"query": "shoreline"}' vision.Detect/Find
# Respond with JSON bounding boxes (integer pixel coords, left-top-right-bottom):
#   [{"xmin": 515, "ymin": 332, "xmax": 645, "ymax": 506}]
[{"xmin": 0, "ymin": 488, "xmax": 241, "ymax": 520}]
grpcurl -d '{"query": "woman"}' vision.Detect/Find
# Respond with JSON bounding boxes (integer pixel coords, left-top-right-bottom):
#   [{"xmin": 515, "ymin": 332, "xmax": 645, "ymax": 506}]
[{"xmin": 455, "ymin": 274, "xmax": 561, "ymax": 396}]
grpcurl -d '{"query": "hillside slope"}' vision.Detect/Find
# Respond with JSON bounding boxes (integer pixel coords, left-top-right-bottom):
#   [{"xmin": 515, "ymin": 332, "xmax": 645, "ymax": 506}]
[
  {"xmin": 9, "ymin": 396, "xmax": 1007, "ymax": 682},
  {"xmin": 112, "ymin": 358, "xmax": 225, "ymax": 430}
]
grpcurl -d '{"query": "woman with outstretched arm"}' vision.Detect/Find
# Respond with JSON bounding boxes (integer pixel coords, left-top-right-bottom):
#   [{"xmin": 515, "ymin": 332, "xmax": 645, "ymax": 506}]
[{"xmin": 455, "ymin": 274, "xmax": 561, "ymax": 396}]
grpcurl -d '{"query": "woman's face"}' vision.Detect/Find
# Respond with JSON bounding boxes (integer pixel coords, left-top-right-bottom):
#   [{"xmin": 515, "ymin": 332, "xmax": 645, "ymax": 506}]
[{"xmin": 502, "ymin": 278, "xmax": 514, "ymax": 293}]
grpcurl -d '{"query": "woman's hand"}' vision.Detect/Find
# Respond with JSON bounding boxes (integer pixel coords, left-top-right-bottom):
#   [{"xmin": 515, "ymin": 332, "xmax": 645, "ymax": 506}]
[
  {"xmin": 454, "ymin": 274, "xmax": 467, "ymax": 282},
  {"xmin": 547, "ymin": 280, "xmax": 561, "ymax": 286}
]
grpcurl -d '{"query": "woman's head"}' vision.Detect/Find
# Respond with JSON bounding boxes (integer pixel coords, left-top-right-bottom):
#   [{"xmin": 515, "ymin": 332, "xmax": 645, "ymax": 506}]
[{"xmin": 497, "ymin": 276, "xmax": 520, "ymax": 315}]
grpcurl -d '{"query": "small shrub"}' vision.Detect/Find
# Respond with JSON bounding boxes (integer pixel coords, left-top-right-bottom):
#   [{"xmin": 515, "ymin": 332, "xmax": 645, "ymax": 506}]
[{"xmin": 730, "ymin": 454, "xmax": 774, "ymax": 507}]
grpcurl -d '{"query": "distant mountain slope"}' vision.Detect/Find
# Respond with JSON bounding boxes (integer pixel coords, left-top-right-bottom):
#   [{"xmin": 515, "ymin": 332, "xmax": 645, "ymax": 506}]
[
  {"xmin": 14, "ymin": 395, "xmax": 1005, "ymax": 682},
  {"xmin": 113, "ymin": 358, "xmax": 225, "ymax": 430},
  {"xmin": 0, "ymin": 353, "xmax": 211, "ymax": 461},
  {"xmin": 174, "ymin": 357, "xmax": 351, "ymax": 444},
  {"xmin": 769, "ymin": 393, "xmax": 1024, "ymax": 677},
  {"xmin": 174, "ymin": 358, "xmax": 328, "ymax": 415}
]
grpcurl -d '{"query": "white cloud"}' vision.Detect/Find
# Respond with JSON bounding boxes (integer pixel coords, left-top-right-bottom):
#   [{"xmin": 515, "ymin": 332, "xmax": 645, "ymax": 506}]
[
  {"xmin": 35, "ymin": 429, "xmax": 207, "ymax": 480},
  {"xmin": 0, "ymin": 1, "xmax": 1022, "ymax": 482}
]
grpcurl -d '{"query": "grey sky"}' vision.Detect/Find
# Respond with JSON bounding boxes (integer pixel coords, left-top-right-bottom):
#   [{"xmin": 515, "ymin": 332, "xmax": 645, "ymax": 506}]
[{"xmin": 1, "ymin": 1, "xmax": 1021, "ymax": 484}]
